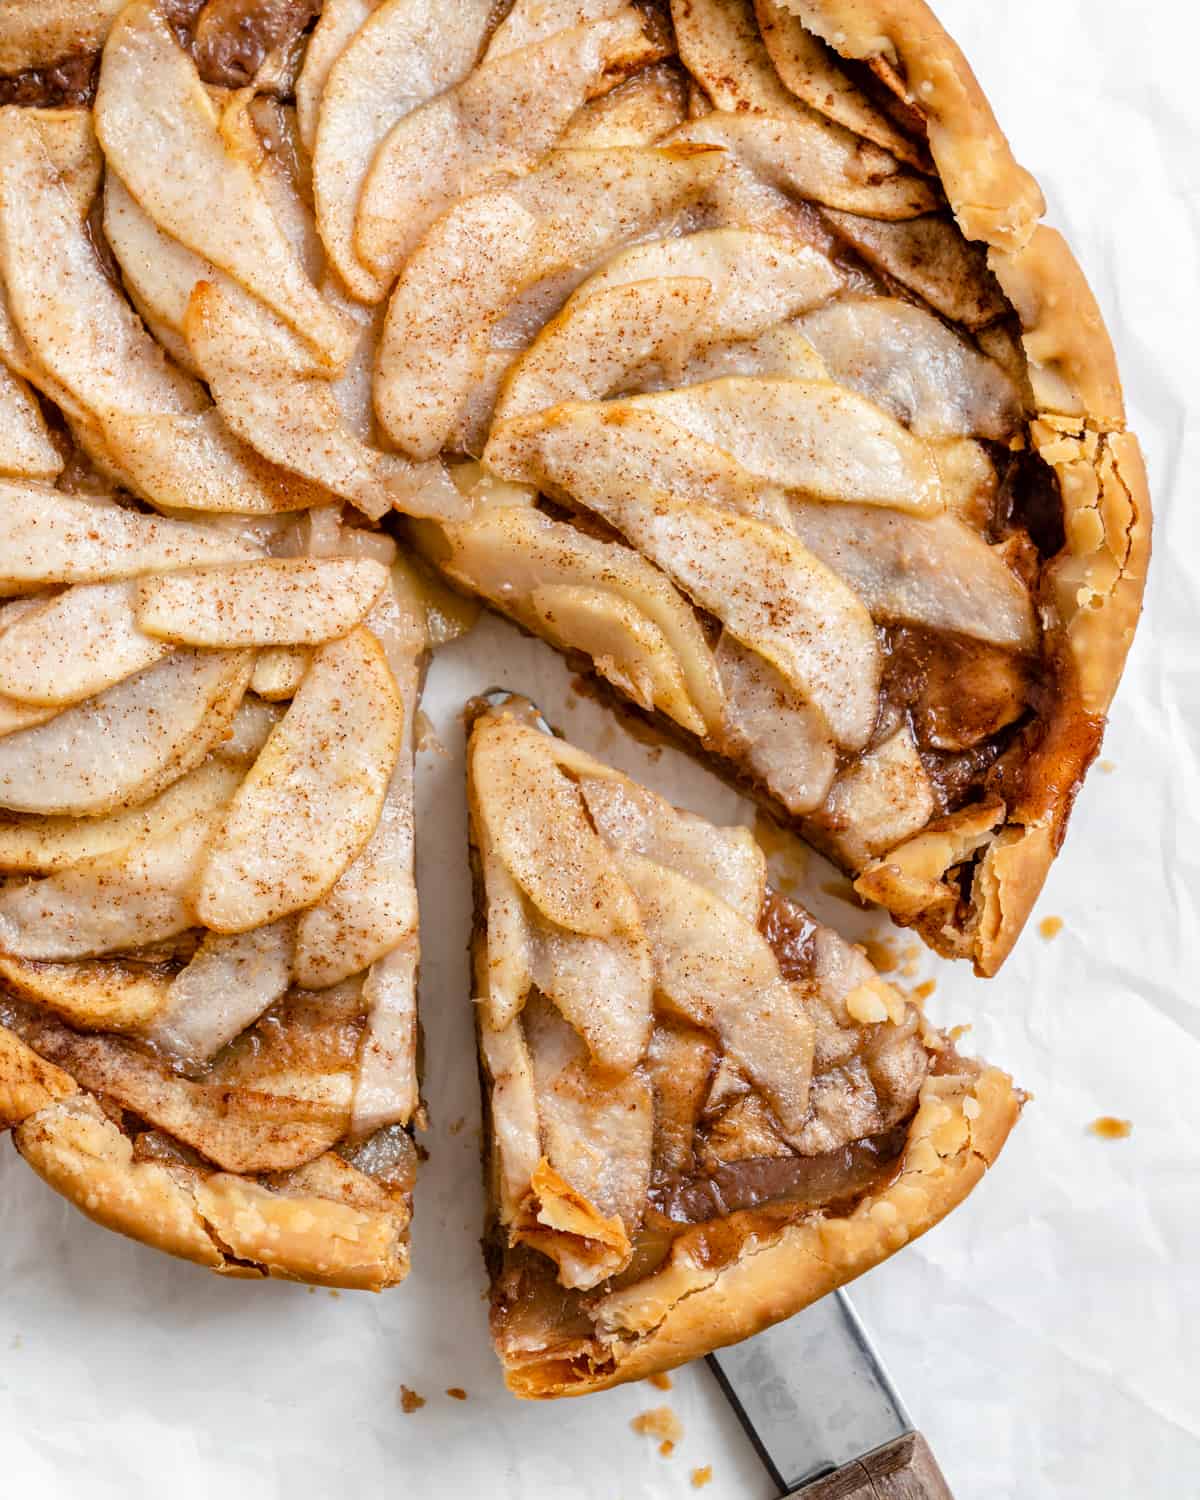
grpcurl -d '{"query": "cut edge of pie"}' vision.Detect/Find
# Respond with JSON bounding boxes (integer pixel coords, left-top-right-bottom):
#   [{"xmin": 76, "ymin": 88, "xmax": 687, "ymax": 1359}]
[{"xmin": 466, "ymin": 693, "xmax": 1023, "ymax": 1398}]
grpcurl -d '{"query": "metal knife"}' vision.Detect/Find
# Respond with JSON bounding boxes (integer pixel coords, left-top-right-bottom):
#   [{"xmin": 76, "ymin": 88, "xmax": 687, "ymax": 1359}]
[{"xmin": 707, "ymin": 1290, "xmax": 953, "ymax": 1498}]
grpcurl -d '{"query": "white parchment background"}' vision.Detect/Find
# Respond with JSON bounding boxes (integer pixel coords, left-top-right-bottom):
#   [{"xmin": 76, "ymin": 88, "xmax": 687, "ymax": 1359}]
[{"xmin": 1, "ymin": 1, "xmax": 1196, "ymax": 1494}]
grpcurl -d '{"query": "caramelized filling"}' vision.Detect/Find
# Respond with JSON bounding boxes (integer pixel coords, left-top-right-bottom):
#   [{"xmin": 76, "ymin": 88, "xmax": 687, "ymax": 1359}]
[{"xmin": 0, "ymin": 54, "xmax": 99, "ymax": 109}]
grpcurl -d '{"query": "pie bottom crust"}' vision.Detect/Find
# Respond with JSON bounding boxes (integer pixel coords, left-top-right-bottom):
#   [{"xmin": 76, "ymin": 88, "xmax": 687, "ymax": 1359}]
[
  {"xmin": 0, "ymin": 1027, "xmax": 409, "ymax": 1290},
  {"xmin": 497, "ymin": 1063, "xmax": 1020, "ymax": 1397}
]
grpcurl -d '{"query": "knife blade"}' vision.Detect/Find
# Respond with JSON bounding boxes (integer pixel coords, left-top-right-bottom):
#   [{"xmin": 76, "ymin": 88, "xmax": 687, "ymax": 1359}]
[{"xmin": 707, "ymin": 1290, "xmax": 953, "ymax": 1497}]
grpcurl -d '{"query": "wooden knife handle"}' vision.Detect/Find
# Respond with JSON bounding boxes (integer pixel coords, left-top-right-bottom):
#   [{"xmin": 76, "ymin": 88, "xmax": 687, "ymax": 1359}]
[{"xmin": 795, "ymin": 1433, "xmax": 954, "ymax": 1499}]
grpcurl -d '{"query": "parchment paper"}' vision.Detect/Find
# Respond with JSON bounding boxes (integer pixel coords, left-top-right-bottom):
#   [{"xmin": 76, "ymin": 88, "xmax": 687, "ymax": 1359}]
[{"xmin": 1, "ymin": 2, "xmax": 1196, "ymax": 1494}]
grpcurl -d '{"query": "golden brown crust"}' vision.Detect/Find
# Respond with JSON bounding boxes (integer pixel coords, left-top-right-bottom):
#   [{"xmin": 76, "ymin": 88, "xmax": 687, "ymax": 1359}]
[
  {"xmin": 506, "ymin": 1065, "xmax": 1021, "ymax": 1396},
  {"xmin": 778, "ymin": 0, "xmax": 1150, "ymax": 975},
  {"xmin": 2, "ymin": 1021, "xmax": 410, "ymax": 1290}
]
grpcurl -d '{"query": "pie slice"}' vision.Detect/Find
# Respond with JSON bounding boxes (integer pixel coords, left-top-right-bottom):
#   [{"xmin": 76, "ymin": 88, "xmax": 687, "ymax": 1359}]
[
  {"xmin": 467, "ymin": 693, "xmax": 1022, "ymax": 1396},
  {"xmin": 391, "ymin": 0, "xmax": 1149, "ymax": 976},
  {"xmin": 0, "ymin": 558, "xmax": 429, "ymax": 1289}
]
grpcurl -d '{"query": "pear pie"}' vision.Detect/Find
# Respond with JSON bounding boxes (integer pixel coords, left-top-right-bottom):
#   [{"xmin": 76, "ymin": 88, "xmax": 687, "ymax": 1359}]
[
  {"xmin": 0, "ymin": 0, "xmax": 1145, "ymax": 1326},
  {"xmin": 468, "ymin": 693, "xmax": 1021, "ymax": 1394}
]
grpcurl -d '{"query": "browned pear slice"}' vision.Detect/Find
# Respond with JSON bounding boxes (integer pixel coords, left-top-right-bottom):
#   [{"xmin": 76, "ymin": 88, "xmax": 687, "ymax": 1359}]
[
  {"xmin": 0, "ymin": 954, "xmax": 172, "ymax": 1033},
  {"xmin": 0, "ymin": 364, "xmax": 61, "ymax": 481},
  {"xmin": 95, "ymin": 1, "xmax": 356, "ymax": 367},
  {"xmin": 469, "ymin": 715, "xmax": 642, "ymax": 942},
  {"xmin": 821, "ymin": 211, "xmax": 1008, "ymax": 329},
  {"xmin": 673, "ymin": 111, "xmax": 938, "ymax": 219},
  {"xmin": 626, "ymin": 377, "xmax": 945, "ymax": 513},
  {"xmin": 0, "ymin": 810, "xmax": 221, "ymax": 960},
  {"xmin": 671, "ymin": 0, "xmax": 801, "ymax": 114},
  {"xmin": 250, "ymin": 648, "xmax": 312, "ymax": 701},
  {"xmin": 0, "ymin": 582, "xmax": 170, "ymax": 707},
  {"xmin": 295, "ymin": 0, "xmax": 378, "ymax": 152},
  {"xmin": 135, "ymin": 558, "xmax": 389, "ymax": 649},
  {"xmin": 147, "ymin": 919, "xmax": 297, "ymax": 1067},
  {"xmin": 196, "ymin": 629, "xmax": 403, "ymax": 932},
  {"xmin": 0, "ymin": 0, "xmax": 126, "ymax": 73},
  {"xmin": 311, "ymin": 0, "xmax": 494, "ymax": 302},
  {"xmin": 559, "ymin": 61, "xmax": 688, "ymax": 148},
  {"xmin": 621, "ymin": 853, "xmax": 814, "ymax": 1139},
  {"xmin": 293, "ymin": 578, "xmax": 423, "ymax": 989},
  {"xmin": 485, "ymin": 403, "xmax": 880, "ymax": 746},
  {"xmin": 434, "ymin": 504, "xmax": 723, "ymax": 734},
  {"xmin": 753, "ymin": 0, "xmax": 929, "ymax": 168},
  {"xmin": 796, "ymin": 296, "xmax": 1024, "ymax": 440},
  {"xmin": 495, "ymin": 228, "xmax": 840, "ymax": 421},
  {"xmin": 351, "ymin": 943, "xmax": 420, "ymax": 1135},
  {"xmin": 184, "ymin": 278, "xmax": 463, "ymax": 521},
  {"xmin": 785, "ymin": 499, "xmax": 1038, "ymax": 650},
  {"xmin": 0, "ymin": 484, "xmax": 262, "ymax": 591},
  {"xmin": 0, "ymin": 760, "xmax": 244, "ymax": 875},
  {"xmin": 355, "ymin": 11, "xmax": 646, "ymax": 282},
  {"xmin": 712, "ymin": 632, "xmax": 837, "ymax": 815},
  {"xmin": 374, "ymin": 145, "xmax": 724, "ymax": 459},
  {"xmin": 0, "ymin": 650, "xmax": 253, "ymax": 817}
]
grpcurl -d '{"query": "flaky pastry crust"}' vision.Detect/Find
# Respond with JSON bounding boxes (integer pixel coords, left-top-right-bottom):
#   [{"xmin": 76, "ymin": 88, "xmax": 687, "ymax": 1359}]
[
  {"xmin": 1, "ymin": 1020, "xmax": 410, "ymax": 1290},
  {"xmin": 506, "ymin": 1064, "xmax": 1020, "ymax": 1396},
  {"xmin": 770, "ymin": 1, "xmax": 1150, "ymax": 974}
]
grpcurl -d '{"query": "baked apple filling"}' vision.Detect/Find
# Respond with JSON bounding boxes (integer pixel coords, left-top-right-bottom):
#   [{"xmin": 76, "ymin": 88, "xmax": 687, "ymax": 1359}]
[{"xmin": 468, "ymin": 695, "xmax": 1020, "ymax": 1393}]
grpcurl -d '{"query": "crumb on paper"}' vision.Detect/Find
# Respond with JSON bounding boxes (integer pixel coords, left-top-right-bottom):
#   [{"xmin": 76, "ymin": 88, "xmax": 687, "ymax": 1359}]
[
  {"xmin": 1089, "ymin": 1116, "xmax": 1133, "ymax": 1140},
  {"xmin": 1038, "ymin": 915, "xmax": 1064, "ymax": 941},
  {"xmin": 691, "ymin": 1466, "xmax": 713, "ymax": 1489},
  {"xmin": 307, "ymin": 1285, "xmax": 316, "ymax": 1295},
  {"xmin": 647, "ymin": 1371, "xmax": 672, "ymax": 1391},
  {"xmin": 399, "ymin": 1386, "xmax": 426, "ymax": 1414},
  {"xmin": 912, "ymin": 979, "xmax": 936, "ymax": 1003},
  {"xmin": 631, "ymin": 1406, "xmax": 683, "ymax": 1456},
  {"xmin": 446, "ymin": 1387, "xmax": 468, "ymax": 1401},
  {"xmin": 1098, "ymin": 759, "xmax": 1116, "ymax": 773},
  {"xmin": 414, "ymin": 710, "xmax": 448, "ymax": 757},
  {"xmin": 949, "ymin": 1023, "xmax": 972, "ymax": 1043},
  {"xmin": 861, "ymin": 936, "xmax": 898, "ymax": 973},
  {"xmin": 447, "ymin": 1116, "xmax": 466, "ymax": 1137}
]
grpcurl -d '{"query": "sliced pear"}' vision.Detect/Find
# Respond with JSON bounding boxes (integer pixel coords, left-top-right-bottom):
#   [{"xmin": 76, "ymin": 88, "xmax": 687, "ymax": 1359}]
[
  {"xmin": 147, "ymin": 919, "xmax": 297, "ymax": 1067},
  {"xmin": 626, "ymin": 377, "xmax": 945, "ymax": 514},
  {"xmin": 0, "ymin": 760, "xmax": 244, "ymax": 875},
  {"xmin": 0, "ymin": 364, "xmax": 61, "ymax": 481},
  {"xmin": 673, "ymin": 111, "xmax": 938, "ymax": 219},
  {"xmin": 621, "ymin": 853, "xmax": 814, "ymax": 1138},
  {"xmin": 355, "ymin": 12, "xmax": 646, "ymax": 283},
  {"xmin": 0, "ymin": 650, "xmax": 253, "ymax": 817},
  {"xmin": 470, "ymin": 715, "xmax": 642, "ymax": 942},
  {"xmin": 249, "ymin": 647, "xmax": 312, "ymax": 702},
  {"xmin": 295, "ymin": 0, "xmax": 378, "ymax": 152},
  {"xmin": 0, "ymin": 115, "xmax": 326, "ymax": 515},
  {"xmin": 810, "ymin": 724, "xmax": 936, "ymax": 871},
  {"xmin": 293, "ymin": 585, "xmax": 421, "ymax": 989},
  {"xmin": 184, "ymin": 278, "xmax": 463, "ymax": 521},
  {"xmin": 0, "ymin": 484, "xmax": 262, "ymax": 591},
  {"xmin": 529, "ymin": 921, "xmax": 654, "ymax": 1075},
  {"xmin": 494, "ymin": 228, "xmax": 840, "ymax": 421},
  {"xmin": 486, "ymin": 403, "xmax": 880, "ymax": 747},
  {"xmin": 0, "ymin": 582, "xmax": 169, "ymax": 707},
  {"xmin": 220, "ymin": 92, "xmax": 325, "ymax": 286},
  {"xmin": 822, "ymin": 211, "xmax": 1008, "ymax": 329},
  {"xmin": 559, "ymin": 61, "xmax": 687, "ymax": 147},
  {"xmin": 135, "ymin": 558, "xmax": 388, "ymax": 649},
  {"xmin": 95, "ymin": 1, "xmax": 355, "ymax": 367},
  {"xmin": 374, "ymin": 144, "xmax": 723, "ymax": 458},
  {"xmin": 711, "ymin": 632, "xmax": 837, "ymax": 815},
  {"xmin": 671, "ymin": 0, "xmax": 797, "ymax": 112},
  {"xmin": 0, "ymin": 0, "xmax": 125, "ymax": 73},
  {"xmin": 785, "ymin": 499, "xmax": 1038, "ymax": 650},
  {"xmin": 671, "ymin": 322, "xmax": 827, "ymax": 384},
  {"xmin": 196, "ymin": 629, "xmax": 403, "ymax": 933},
  {"xmin": 434, "ymin": 504, "xmax": 723, "ymax": 734},
  {"xmin": 0, "ymin": 810, "xmax": 220, "ymax": 960},
  {"xmin": 753, "ymin": 0, "xmax": 928, "ymax": 167},
  {"xmin": 216, "ymin": 696, "xmax": 286, "ymax": 762},
  {"xmin": 578, "ymin": 771, "xmax": 766, "ymax": 923},
  {"xmin": 0, "ymin": 954, "xmax": 172, "ymax": 1033},
  {"xmin": 311, "ymin": 0, "xmax": 494, "ymax": 302},
  {"xmin": 485, "ymin": 0, "xmax": 629, "ymax": 56},
  {"xmin": 351, "ymin": 942, "xmax": 420, "ymax": 1135},
  {"xmin": 796, "ymin": 297, "xmax": 1023, "ymax": 440}
]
